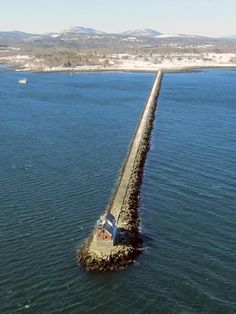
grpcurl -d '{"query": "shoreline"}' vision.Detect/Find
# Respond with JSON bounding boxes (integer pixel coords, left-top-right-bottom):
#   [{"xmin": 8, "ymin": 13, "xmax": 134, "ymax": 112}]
[{"xmin": 2, "ymin": 62, "xmax": 236, "ymax": 74}]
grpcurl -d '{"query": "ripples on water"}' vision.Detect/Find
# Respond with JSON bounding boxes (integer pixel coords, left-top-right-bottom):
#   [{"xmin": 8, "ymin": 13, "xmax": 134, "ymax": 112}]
[{"xmin": 0, "ymin": 68, "xmax": 235, "ymax": 313}]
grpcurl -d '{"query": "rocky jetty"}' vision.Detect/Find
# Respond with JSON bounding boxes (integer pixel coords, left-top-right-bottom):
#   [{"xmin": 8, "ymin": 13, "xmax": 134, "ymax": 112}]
[
  {"xmin": 79, "ymin": 239, "xmax": 141, "ymax": 272},
  {"xmin": 77, "ymin": 71, "xmax": 163, "ymax": 271}
]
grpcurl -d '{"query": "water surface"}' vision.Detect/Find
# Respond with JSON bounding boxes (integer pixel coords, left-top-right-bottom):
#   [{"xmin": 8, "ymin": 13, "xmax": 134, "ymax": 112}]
[{"xmin": 0, "ymin": 68, "xmax": 235, "ymax": 313}]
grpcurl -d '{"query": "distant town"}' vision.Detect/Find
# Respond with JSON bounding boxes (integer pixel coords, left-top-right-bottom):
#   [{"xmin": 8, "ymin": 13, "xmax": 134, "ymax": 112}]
[{"xmin": 0, "ymin": 26, "xmax": 236, "ymax": 72}]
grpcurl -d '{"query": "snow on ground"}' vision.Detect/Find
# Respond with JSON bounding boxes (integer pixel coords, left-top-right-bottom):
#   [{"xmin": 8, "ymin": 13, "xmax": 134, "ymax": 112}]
[
  {"xmin": 1, "ymin": 52, "xmax": 236, "ymax": 72},
  {"xmin": 155, "ymin": 34, "xmax": 183, "ymax": 38}
]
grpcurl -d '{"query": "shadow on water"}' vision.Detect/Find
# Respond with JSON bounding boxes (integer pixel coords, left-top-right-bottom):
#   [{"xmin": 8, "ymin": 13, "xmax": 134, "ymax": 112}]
[{"xmin": 114, "ymin": 227, "xmax": 143, "ymax": 248}]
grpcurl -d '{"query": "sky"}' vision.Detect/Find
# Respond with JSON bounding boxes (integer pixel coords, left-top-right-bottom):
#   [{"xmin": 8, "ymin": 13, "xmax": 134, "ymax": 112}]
[{"xmin": 0, "ymin": 0, "xmax": 235, "ymax": 37}]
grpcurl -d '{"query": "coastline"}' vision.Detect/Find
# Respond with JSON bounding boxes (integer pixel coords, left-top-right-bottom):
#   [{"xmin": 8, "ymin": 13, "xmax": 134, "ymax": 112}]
[
  {"xmin": 17, "ymin": 64, "xmax": 236, "ymax": 74},
  {"xmin": 2, "ymin": 60, "xmax": 236, "ymax": 74}
]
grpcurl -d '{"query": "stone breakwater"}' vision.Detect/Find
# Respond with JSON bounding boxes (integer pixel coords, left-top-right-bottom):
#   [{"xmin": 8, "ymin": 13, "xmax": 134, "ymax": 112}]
[{"xmin": 77, "ymin": 71, "xmax": 163, "ymax": 271}]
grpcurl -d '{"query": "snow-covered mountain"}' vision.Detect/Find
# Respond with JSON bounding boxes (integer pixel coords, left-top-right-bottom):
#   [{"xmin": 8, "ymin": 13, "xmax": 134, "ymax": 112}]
[
  {"xmin": 155, "ymin": 33, "xmax": 205, "ymax": 39},
  {"xmin": 62, "ymin": 26, "xmax": 107, "ymax": 35},
  {"xmin": 0, "ymin": 27, "xmax": 229, "ymax": 42},
  {"xmin": 120, "ymin": 29, "xmax": 162, "ymax": 37}
]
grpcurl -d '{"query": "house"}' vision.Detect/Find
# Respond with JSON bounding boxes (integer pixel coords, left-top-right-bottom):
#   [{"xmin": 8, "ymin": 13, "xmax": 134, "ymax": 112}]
[{"xmin": 95, "ymin": 212, "xmax": 117, "ymax": 245}]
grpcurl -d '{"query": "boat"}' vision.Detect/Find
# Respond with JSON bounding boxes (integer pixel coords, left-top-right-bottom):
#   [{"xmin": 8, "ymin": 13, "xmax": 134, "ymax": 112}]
[{"xmin": 18, "ymin": 78, "xmax": 28, "ymax": 84}]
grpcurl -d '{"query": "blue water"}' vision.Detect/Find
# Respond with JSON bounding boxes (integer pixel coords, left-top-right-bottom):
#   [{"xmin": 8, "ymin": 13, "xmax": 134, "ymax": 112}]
[{"xmin": 0, "ymin": 68, "xmax": 235, "ymax": 313}]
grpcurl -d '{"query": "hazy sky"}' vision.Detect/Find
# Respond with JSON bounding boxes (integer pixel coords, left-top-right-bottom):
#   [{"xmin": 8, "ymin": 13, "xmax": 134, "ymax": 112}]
[{"xmin": 0, "ymin": 0, "xmax": 235, "ymax": 36}]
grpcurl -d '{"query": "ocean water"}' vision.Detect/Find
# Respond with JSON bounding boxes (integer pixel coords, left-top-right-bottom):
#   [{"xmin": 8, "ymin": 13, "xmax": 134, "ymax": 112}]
[{"xmin": 0, "ymin": 68, "xmax": 235, "ymax": 313}]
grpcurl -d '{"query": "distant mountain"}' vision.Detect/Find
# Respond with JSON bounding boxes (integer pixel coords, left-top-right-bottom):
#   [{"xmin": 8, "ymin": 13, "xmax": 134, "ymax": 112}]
[
  {"xmin": 120, "ymin": 29, "xmax": 162, "ymax": 37},
  {"xmin": 221, "ymin": 35, "xmax": 236, "ymax": 39},
  {"xmin": 0, "ymin": 31, "xmax": 35, "ymax": 41},
  {"xmin": 62, "ymin": 26, "xmax": 107, "ymax": 35},
  {"xmin": 0, "ymin": 27, "xmax": 227, "ymax": 43},
  {"xmin": 155, "ymin": 33, "xmax": 206, "ymax": 39},
  {"xmin": 41, "ymin": 32, "xmax": 61, "ymax": 38}
]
